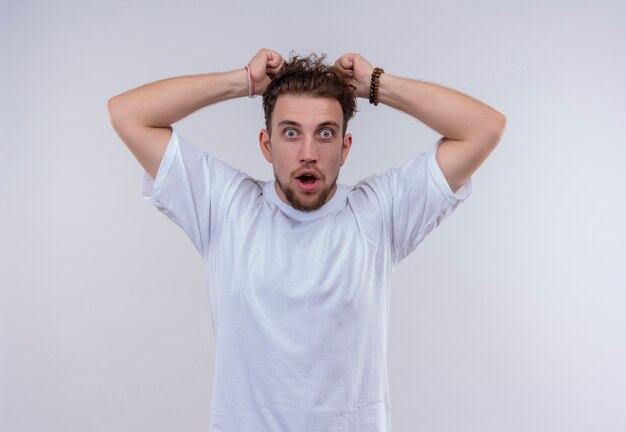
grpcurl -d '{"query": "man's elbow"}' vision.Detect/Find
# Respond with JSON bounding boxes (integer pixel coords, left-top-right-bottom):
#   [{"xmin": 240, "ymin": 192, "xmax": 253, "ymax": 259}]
[
  {"xmin": 107, "ymin": 96, "xmax": 126, "ymax": 126},
  {"xmin": 485, "ymin": 111, "xmax": 507, "ymax": 147},
  {"xmin": 495, "ymin": 111, "xmax": 507, "ymax": 134}
]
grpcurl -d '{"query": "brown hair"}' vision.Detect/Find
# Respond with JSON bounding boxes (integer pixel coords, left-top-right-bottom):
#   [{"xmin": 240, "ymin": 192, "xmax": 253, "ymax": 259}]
[{"xmin": 262, "ymin": 53, "xmax": 357, "ymax": 136}]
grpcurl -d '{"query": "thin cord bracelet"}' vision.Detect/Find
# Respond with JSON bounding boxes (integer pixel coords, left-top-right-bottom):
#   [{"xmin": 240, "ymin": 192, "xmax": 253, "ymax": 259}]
[{"xmin": 244, "ymin": 65, "xmax": 256, "ymax": 98}]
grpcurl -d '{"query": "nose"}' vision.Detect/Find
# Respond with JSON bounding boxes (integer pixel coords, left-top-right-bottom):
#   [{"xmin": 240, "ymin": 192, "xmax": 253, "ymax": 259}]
[{"xmin": 298, "ymin": 135, "xmax": 318, "ymax": 163}]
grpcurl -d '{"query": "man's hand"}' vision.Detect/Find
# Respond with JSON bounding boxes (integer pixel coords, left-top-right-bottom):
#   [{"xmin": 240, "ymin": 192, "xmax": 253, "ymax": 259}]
[
  {"xmin": 248, "ymin": 48, "xmax": 285, "ymax": 96},
  {"xmin": 334, "ymin": 53, "xmax": 374, "ymax": 99}
]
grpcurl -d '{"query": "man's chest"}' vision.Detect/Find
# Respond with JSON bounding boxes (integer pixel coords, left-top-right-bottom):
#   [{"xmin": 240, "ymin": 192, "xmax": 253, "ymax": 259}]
[{"xmin": 206, "ymin": 208, "xmax": 389, "ymax": 305}]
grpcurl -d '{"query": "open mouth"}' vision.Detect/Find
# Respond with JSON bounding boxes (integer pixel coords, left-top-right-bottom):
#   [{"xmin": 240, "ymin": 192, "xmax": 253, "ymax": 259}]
[
  {"xmin": 298, "ymin": 174, "xmax": 317, "ymax": 185},
  {"xmin": 296, "ymin": 173, "xmax": 319, "ymax": 191}
]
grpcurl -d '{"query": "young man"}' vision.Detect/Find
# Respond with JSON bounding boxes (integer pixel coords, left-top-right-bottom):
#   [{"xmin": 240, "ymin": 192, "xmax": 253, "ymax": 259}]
[{"xmin": 108, "ymin": 48, "xmax": 505, "ymax": 431}]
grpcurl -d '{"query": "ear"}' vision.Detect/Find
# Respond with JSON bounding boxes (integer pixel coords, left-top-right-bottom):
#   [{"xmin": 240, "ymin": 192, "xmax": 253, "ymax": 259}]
[
  {"xmin": 259, "ymin": 129, "xmax": 272, "ymax": 163},
  {"xmin": 340, "ymin": 133, "xmax": 352, "ymax": 166}
]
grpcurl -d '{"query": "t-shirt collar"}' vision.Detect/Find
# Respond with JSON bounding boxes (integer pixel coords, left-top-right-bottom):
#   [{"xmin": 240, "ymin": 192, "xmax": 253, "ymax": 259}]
[{"xmin": 262, "ymin": 180, "xmax": 349, "ymax": 221}]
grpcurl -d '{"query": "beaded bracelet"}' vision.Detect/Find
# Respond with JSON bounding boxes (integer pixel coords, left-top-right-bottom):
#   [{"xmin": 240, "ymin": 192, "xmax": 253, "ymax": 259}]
[
  {"xmin": 369, "ymin": 67, "xmax": 385, "ymax": 106},
  {"xmin": 244, "ymin": 65, "xmax": 256, "ymax": 98}
]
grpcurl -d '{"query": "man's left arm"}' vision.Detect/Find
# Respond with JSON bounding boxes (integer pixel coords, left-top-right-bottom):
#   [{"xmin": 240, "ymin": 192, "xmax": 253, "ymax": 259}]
[{"xmin": 335, "ymin": 53, "xmax": 506, "ymax": 193}]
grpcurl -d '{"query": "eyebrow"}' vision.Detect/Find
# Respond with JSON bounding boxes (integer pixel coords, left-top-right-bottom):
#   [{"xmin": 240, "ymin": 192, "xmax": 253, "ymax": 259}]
[{"xmin": 277, "ymin": 120, "xmax": 342, "ymax": 130}]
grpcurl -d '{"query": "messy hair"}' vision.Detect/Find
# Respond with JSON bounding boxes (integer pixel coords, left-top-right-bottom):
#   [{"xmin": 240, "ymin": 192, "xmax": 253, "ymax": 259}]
[{"xmin": 262, "ymin": 53, "xmax": 357, "ymax": 136}]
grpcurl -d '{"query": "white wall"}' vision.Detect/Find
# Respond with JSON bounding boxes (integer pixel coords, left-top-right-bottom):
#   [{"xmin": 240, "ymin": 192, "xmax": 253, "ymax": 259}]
[{"xmin": 2, "ymin": 0, "xmax": 625, "ymax": 431}]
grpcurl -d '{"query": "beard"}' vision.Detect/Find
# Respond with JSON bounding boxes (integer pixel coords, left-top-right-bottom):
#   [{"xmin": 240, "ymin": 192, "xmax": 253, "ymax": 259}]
[{"xmin": 275, "ymin": 174, "xmax": 338, "ymax": 212}]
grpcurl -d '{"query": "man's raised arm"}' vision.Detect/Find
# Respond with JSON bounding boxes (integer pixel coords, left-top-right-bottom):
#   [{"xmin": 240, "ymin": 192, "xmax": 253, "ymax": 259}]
[
  {"xmin": 334, "ymin": 53, "xmax": 506, "ymax": 193},
  {"xmin": 107, "ymin": 49, "xmax": 284, "ymax": 179}
]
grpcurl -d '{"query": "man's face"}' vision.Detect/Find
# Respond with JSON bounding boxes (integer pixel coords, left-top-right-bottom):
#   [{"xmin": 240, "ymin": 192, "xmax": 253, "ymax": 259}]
[{"xmin": 259, "ymin": 94, "xmax": 352, "ymax": 212}]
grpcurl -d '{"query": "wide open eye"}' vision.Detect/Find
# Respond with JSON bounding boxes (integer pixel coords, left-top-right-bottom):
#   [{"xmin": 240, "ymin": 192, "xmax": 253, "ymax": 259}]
[
  {"xmin": 284, "ymin": 129, "xmax": 298, "ymax": 138},
  {"xmin": 319, "ymin": 129, "xmax": 333, "ymax": 139}
]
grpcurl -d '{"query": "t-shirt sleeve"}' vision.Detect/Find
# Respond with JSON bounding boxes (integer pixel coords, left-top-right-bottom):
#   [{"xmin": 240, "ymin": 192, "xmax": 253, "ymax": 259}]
[
  {"xmin": 362, "ymin": 137, "xmax": 473, "ymax": 264},
  {"xmin": 139, "ymin": 128, "xmax": 244, "ymax": 261}
]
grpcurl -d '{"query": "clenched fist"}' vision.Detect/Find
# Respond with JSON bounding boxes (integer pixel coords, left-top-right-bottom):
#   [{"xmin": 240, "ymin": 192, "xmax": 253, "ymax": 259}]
[
  {"xmin": 334, "ymin": 53, "xmax": 375, "ymax": 99},
  {"xmin": 247, "ymin": 48, "xmax": 286, "ymax": 96}
]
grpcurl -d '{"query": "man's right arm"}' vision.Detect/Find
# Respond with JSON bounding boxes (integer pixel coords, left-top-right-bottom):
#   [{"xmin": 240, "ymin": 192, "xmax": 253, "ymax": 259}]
[{"xmin": 107, "ymin": 49, "xmax": 284, "ymax": 179}]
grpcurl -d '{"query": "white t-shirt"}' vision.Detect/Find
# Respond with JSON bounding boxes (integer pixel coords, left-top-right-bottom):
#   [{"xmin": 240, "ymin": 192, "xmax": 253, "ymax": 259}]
[{"xmin": 140, "ymin": 129, "xmax": 472, "ymax": 432}]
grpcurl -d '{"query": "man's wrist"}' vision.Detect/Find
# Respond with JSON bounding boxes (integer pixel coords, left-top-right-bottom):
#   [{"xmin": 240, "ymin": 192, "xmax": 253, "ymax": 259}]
[{"xmin": 230, "ymin": 68, "xmax": 251, "ymax": 99}]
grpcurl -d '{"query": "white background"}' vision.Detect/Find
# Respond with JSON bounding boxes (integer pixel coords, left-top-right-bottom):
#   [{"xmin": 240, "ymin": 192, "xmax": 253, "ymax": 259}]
[{"xmin": 2, "ymin": 0, "xmax": 625, "ymax": 431}]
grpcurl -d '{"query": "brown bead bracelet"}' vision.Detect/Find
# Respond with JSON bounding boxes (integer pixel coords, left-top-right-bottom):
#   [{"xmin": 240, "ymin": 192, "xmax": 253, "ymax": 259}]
[{"xmin": 369, "ymin": 67, "xmax": 385, "ymax": 106}]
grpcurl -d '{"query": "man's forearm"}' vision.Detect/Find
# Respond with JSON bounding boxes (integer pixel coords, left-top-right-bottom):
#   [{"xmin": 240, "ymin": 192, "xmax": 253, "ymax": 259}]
[
  {"xmin": 377, "ymin": 74, "xmax": 505, "ymax": 143},
  {"xmin": 107, "ymin": 49, "xmax": 284, "ymax": 180},
  {"xmin": 108, "ymin": 69, "xmax": 248, "ymax": 127}
]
